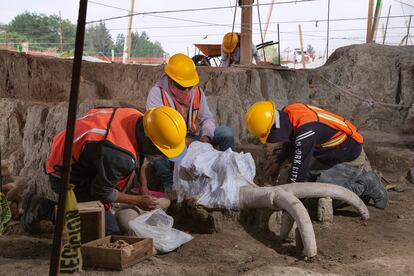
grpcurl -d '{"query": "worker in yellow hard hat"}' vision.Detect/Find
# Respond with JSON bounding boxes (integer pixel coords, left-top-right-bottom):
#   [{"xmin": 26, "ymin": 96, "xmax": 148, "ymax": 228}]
[
  {"xmin": 245, "ymin": 100, "xmax": 388, "ymax": 209},
  {"xmin": 220, "ymin": 32, "xmax": 261, "ymax": 67},
  {"xmin": 22, "ymin": 106, "xmax": 187, "ymax": 234},
  {"xmin": 146, "ymin": 53, "xmax": 235, "ymax": 191}
]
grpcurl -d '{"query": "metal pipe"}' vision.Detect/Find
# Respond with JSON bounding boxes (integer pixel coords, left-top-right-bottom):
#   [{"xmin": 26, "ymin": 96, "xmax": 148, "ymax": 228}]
[
  {"xmin": 277, "ymin": 23, "xmax": 280, "ymax": 65},
  {"xmin": 383, "ymin": 5, "xmax": 391, "ymax": 44},
  {"xmin": 49, "ymin": 0, "xmax": 88, "ymax": 275},
  {"xmin": 406, "ymin": 15, "xmax": 412, "ymax": 46},
  {"xmin": 326, "ymin": 0, "xmax": 330, "ymax": 61}
]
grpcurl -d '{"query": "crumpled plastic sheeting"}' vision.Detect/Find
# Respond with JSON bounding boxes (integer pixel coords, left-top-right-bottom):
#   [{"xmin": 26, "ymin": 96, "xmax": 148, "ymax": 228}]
[{"xmin": 173, "ymin": 142, "xmax": 256, "ymax": 209}]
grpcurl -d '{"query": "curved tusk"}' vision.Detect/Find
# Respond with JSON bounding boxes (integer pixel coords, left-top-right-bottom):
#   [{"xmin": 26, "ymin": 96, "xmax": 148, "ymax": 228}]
[
  {"xmin": 272, "ymin": 187, "xmax": 317, "ymax": 257},
  {"xmin": 273, "ymin": 182, "xmax": 370, "ymax": 220},
  {"xmin": 279, "ymin": 211, "xmax": 295, "ymax": 240},
  {"xmin": 239, "ymin": 186, "xmax": 278, "ymax": 209},
  {"xmin": 239, "ymin": 186, "xmax": 317, "ymax": 257}
]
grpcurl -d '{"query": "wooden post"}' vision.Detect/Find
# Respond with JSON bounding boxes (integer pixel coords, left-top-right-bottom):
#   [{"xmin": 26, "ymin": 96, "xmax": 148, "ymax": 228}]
[
  {"xmin": 123, "ymin": 0, "xmax": 135, "ymax": 63},
  {"xmin": 240, "ymin": 0, "xmax": 253, "ymax": 65},
  {"xmin": 366, "ymin": 0, "xmax": 374, "ymax": 43},
  {"xmin": 382, "ymin": 5, "xmax": 391, "ymax": 44},
  {"xmin": 263, "ymin": 0, "xmax": 276, "ymax": 41},
  {"xmin": 298, "ymin": 24, "xmax": 306, "ymax": 69},
  {"xmin": 370, "ymin": 0, "xmax": 382, "ymax": 43},
  {"xmin": 49, "ymin": 0, "xmax": 88, "ymax": 275}
]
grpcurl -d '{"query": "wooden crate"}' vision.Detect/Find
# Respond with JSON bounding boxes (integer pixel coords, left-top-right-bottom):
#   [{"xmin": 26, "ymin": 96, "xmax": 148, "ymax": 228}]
[
  {"xmin": 78, "ymin": 201, "xmax": 105, "ymax": 244},
  {"xmin": 81, "ymin": 235, "xmax": 153, "ymax": 270},
  {"xmin": 56, "ymin": 201, "xmax": 105, "ymax": 244}
]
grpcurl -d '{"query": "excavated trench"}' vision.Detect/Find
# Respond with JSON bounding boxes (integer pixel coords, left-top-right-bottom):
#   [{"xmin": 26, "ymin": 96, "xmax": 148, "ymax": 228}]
[{"xmin": 0, "ymin": 44, "xmax": 414, "ymax": 275}]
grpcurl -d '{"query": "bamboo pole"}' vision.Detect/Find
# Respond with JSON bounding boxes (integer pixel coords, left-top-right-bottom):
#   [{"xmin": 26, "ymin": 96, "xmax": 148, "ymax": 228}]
[
  {"xmin": 370, "ymin": 0, "xmax": 382, "ymax": 42},
  {"xmin": 263, "ymin": 0, "xmax": 276, "ymax": 41},
  {"xmin": 366, "ymin": 0, "xmax": 374, "ymax": 43},
  {"xmin": 49, "ymin": 0, "xmax": 88, "ymax": 275},
  {"xmin": 405, "ymin": 16, "xmax": 412, "ymax": 46},
  {"xmin": 122, "ymin": 0, "xmax": 135, "ymax": 63},
  {"xmin": 299, "ymin": 24, "xmax": 306, "ymax": 69},
  {"xmin": 382, "ymin": 5, "xmax": 391, "ymax": 44}
]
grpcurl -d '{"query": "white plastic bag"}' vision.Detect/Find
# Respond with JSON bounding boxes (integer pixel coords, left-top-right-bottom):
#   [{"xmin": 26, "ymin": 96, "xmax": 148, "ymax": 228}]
[
  {"xmin": 128, "ymin": 209, "xmax": 193, "ymax": 253},
  {"xmin": 173, "ymin": 141, "xmax": 256, "ymax": 209}
]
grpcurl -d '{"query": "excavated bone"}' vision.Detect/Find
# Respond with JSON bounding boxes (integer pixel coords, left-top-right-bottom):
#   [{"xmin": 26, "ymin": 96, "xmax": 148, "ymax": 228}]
[
  {"xmin": 239, "ymin": 186, "xmax": 317, "ymax": 257},
  {"xmin": 271, "ymin": 187, "xmax": 317, "ymax": 257},
  {"xmin": 279, "ymin": 211, "xmax": 295, "ymax": 240},
  {"xmin": 274, "ymin": 182, "xmax": 370, "ymax": 220}
]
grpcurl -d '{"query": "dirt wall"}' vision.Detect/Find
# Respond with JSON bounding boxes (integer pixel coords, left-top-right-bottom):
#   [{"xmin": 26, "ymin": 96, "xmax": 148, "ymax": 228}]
[{"xmin": 0, "ymin": 44, "xmax": 413, "ymax": 196}]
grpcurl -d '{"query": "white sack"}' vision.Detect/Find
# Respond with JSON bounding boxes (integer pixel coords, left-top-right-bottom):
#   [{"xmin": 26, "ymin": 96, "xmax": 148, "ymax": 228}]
[
  {"xmin": 128, "ymin": 208, "xmax": 193, "ymax": 253},
  {"xmin": 173, "ymin": 142, "xmax": 256, "ymax": 209}
]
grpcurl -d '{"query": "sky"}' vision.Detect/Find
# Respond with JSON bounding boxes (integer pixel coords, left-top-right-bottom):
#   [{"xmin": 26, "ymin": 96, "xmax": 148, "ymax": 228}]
[{"xmin": 1, "ymin": 0, "xmax": 413, "ymax": 59}]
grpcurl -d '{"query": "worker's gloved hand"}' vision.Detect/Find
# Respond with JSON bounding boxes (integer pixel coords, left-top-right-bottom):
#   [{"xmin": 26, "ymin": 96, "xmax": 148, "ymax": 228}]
[
  {"xmin": 135, "ymin": 195, "xmax": 158, "ymax": 210},
  {"xmin": 200, "ymin": 136, "xmax": 211, "ymax": 143},
  {"xmin": 265, "ymin": 163, "xmax": 281, "ymax": 181}
]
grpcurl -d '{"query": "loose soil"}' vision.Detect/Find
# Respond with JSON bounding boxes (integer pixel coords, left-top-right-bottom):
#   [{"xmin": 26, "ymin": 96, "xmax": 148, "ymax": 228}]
[{"xmin": 1, "ymin": 183, "xmax": 413, "ymax": 276}]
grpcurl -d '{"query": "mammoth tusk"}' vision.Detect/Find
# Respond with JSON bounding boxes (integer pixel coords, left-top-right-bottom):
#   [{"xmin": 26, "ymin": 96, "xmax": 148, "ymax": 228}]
[
  {"xmin": 239, "ymin": 186, "xmax": 317, "ymax": 257},
  {"xmin": 273, "ymin": 182, "xmax": 370, "ymax": 220},
  {"xmin": 272, "ymin": 187, "xmax": 317, "ymax": 257}
]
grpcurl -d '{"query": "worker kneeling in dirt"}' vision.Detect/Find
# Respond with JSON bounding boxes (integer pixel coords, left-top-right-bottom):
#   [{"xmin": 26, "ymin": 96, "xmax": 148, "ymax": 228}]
[
  {"xmin": 220, "ymin": 32, "xmax": 261, "ymax": 67},
  {"xmin": 244, "ymin": 101, "xmax": 389, "ymax": 209},
  {"xmin": 21, "ymin": 106, "xmax": 188, "ymax": 234},
  {"xmin": 146, "ymin": 53, "xmax": 234, "ymax": 191}
]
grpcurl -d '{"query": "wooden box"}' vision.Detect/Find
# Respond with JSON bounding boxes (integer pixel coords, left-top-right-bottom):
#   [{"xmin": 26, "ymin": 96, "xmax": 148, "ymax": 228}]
[
  {"xmin": 81, "ymin": 235, "xmax": 153, "ymax": 270},
  {"xmin": 78, "ymin": 201, "xmax": 105, "ymax": 244},
  {"xmin": 56, "ymin": 201, "xmax": 105, "ymax": 243}
]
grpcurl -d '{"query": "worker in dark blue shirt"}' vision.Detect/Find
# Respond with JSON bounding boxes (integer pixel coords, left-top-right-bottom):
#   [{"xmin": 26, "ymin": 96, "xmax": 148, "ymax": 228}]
[{"xmin": 245, "ymin": 101, "xmax": 388, "ymax": 209}]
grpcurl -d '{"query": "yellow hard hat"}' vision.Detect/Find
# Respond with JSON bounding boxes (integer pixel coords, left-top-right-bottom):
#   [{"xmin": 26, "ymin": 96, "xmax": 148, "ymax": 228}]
[
  {"xmin": 222, "ymin": 32, "xmax": 239, "ymax": 54},
  {"xmin": 245, "ymin": 100, "xmax": 275, "ymax": 144},
  {"xmin": 164, "ymin": 53, "xmax": 199, "ymax": 88},
  {"xmin": 143, "ymin": 106, "xmax": 187, "ymax": 161}
]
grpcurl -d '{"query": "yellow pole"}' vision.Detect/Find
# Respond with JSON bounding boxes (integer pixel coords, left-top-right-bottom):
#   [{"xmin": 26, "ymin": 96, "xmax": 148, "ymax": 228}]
[
  {"xmin": 299, "ymin": 24, "xmax": 306, "ymax": 69},
  {"xmin": 123, "ymin": 0, "xmax": 135, "ymax": 63}
]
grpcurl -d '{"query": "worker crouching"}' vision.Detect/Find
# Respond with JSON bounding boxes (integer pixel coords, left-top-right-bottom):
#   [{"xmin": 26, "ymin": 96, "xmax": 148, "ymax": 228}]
[
  {"xmin": 21, "ymin": 106, "xmax": 188, "ymax": 234},
  {"xmin": 220, "ymin": 32, "xmax": 261, "ymax": 67},
  {"xmin": 245, "ymin": 100, "xmax": 388, "ymax": 209},
  {"xmin": 146, "ymin": 53, "xmax": 235, "ymax": 192}
]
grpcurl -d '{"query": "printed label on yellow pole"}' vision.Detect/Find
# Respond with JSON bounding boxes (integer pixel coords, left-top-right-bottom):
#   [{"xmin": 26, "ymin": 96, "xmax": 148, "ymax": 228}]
[{"xmin": 59, "ymin": 184, "xmax": 82, "ymax": 274}]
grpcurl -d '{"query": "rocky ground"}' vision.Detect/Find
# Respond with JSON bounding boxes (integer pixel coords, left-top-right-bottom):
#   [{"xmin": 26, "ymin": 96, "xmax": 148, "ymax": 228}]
[{"xmin": 0, "ymin": 185, "xmax": 413, "ymax": 276}]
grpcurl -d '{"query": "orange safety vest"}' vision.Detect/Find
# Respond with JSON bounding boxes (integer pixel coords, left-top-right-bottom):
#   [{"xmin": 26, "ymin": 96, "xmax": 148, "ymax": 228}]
[
  {"xmin": 45, "ymin": 107, "xmax": 142, "ymax": 192},
  {"xmin": 161, "ymin": 87, "xmax": 201, "ymax": 133},
  {"xmin": 283, "ymin": 103, "xmax": 363, "ymax": 148}
]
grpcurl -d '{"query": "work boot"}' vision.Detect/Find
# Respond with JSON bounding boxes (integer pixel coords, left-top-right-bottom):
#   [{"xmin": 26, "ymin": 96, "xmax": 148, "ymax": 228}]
[
  {"xmin": 21, "ymin": 191, "xmax": 55, "ymax": 234},
  {"xmin": 361, "ymin": 171, "xmax": 389, "ymax": 209}
]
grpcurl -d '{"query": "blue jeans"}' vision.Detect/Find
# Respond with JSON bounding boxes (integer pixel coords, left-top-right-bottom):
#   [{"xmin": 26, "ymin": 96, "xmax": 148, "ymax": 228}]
[{"xmin": 152, "ymin": 126, "xmax": 235, "ymax": 189}]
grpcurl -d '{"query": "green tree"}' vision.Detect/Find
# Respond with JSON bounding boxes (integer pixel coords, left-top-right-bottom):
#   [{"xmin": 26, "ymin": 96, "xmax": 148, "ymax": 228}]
[
  {"xmin": 84, "ymin": 22, "xmax": 113, "ymax": 56},
  {"xmin": 114, "ymin": 33, "xmax": 125, "ymax": 56},
  {"xmin": 130, "ymin": 31, "xmax": 165, "ymax": 57},
  {"xmin": 306, "ymin": 44, "xmax": 315, "ymax": 55},
  {"xmin": 5, "ymin": 12, "xmax": 75, "ymax": 51},
  {"xmin": 263, "ymin": 45, "xmax": 280, "ymax": 64}
]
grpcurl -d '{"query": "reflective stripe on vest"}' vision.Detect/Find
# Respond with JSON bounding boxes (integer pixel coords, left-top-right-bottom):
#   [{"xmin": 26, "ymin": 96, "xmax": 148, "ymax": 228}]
[
  {"xmin": 45, "ymin": 107, "xmax": 142, "ymax": 192},
  {"xmin": 160, "ymin": 87, "xmax": 201, "ymax": 133},
  {"xmin": 283, "ymin": 103, "xmax": 363, "ymax": 148}
]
